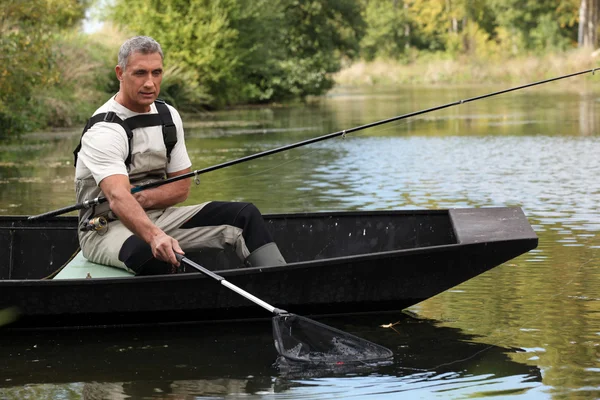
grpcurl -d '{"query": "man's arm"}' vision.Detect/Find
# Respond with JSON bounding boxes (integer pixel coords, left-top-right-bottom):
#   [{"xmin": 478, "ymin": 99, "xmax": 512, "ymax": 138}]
[
  {"xmin": 100, "ymin": 174, "xmax": 183, "ymax": 265},
  {"xmin": 132, "ymin": 168, "xmax": 192, "ymax": 210}
]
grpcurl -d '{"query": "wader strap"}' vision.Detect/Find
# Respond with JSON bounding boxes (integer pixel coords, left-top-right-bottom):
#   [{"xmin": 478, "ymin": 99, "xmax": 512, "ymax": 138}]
[
  {"xmin": 155, "ymin": 99, "xmax": 177, "ymax": 163},
  {"xmin": 73, "ymin": 111, "xmax": 133, "ymax": 168},
  {"xmin": 73, "ymin": 99, "xmax": 177, "ymax": 167}
]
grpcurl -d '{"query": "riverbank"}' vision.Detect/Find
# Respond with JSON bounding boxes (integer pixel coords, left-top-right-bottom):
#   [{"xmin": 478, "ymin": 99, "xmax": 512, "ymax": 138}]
[
  {"xmin": 8, "ymin": 46, "xmax": 600, "ymax": 140},
  {"xmin": 333, "ymin": 49, "xmax": 600, "ymax": 88}
]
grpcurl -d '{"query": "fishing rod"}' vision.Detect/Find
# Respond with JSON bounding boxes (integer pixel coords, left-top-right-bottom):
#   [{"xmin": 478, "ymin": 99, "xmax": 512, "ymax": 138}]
[{"xmin": 29, "ymin": 68, "xmax": 597, "ymax": 221}]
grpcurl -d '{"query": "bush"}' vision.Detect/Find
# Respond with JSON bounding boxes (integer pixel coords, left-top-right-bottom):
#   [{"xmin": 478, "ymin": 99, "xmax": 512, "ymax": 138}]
[{"xmin": 0, "ymin": 0, "xmax": 89, "ymax": 138}]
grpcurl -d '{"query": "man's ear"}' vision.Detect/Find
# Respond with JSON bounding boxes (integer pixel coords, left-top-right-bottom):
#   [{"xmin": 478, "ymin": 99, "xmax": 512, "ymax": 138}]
[{"xmin": 115, "ymin": 65, "xmax": 123, "ymax": 81}]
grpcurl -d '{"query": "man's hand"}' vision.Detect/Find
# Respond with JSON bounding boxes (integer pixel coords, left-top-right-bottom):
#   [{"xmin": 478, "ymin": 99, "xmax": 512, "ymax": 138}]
[
  {"xmin": 132, "ymin": 189, "xmax": 150, "ymax": 209},
  {"xmin": 149, "ymin": 231, "xmax": 184, "ymax": 266},
  {"xmin": 100, "ymin": 175, "xmax": 184, "ymax": 265},
  {"xmin": 130, "ymin": 168, "xmax": 192, "ymax": 210}
]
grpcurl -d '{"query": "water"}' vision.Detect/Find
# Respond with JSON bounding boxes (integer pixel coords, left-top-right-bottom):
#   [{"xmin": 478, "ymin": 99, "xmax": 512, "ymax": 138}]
[{"xmin": 1, "ymin": 81, "xmax": 600, "ymax": 398}]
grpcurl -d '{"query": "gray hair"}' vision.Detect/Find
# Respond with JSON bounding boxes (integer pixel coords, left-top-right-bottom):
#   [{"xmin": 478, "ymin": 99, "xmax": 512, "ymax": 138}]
[{"xmin": 118, "ymin": 36, "xmax": 164, "ymax": 71}]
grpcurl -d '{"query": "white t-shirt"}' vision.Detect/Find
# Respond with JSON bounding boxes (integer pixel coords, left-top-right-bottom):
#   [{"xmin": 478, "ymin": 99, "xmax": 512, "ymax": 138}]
[{"xmin": 75, "ymin": 97, "xmax": 191, "ymax": 185}]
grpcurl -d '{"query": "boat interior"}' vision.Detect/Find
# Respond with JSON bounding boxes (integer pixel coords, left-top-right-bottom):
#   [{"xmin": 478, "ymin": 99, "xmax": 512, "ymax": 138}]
[{"xmin": 0, "ymin": 210, "xmax": 456, "ymax": 280}]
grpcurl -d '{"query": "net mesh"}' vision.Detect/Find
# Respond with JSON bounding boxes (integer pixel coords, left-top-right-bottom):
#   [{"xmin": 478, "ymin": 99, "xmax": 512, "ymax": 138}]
[{"xmin": 272, "ymin": 313, "xmax": 393, "ymax": 365}]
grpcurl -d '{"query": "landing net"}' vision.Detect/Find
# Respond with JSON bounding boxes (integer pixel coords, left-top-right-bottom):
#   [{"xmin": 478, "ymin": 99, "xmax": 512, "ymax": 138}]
[{"xmin": 272, "ymin": 314, "xmax": 393, "ymax": 365}]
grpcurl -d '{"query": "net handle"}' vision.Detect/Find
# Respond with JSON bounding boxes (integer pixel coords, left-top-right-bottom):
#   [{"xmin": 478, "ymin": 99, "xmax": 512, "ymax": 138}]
[
  {"xmin": 177, "ymin": 255, "xmax": 393, "ymax": 363},
  {"xmin": 176, "ymin": 254, "xmax": 287, "ymax": 315}
]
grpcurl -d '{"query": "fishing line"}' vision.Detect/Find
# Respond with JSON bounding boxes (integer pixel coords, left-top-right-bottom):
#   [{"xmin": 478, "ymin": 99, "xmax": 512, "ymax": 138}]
[
  {"xmin": 204, "ymin": 85, "xmax": 510, "ymax": 190},
  {"xmin": 205, "ymin": 116, "xmax": 407, "ymax": 187}
]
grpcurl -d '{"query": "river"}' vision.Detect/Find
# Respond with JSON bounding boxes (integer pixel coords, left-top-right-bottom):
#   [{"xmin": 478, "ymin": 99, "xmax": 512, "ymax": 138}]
[{"xmin": 1, "ymin": 81, "xmax": 600, "ymax": 399}]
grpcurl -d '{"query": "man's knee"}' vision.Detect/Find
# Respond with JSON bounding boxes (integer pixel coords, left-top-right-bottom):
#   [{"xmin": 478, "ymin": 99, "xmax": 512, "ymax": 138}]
[
  {"xmin": 178, "ymin": 200, "xmax": 274, "ymax": 255},
  {"xmin": 180, "ymin": 201, "xmax": 252, "ymax": 229},
  {"xmin": 234, "ymin": 203, "xmax": 264, "ymax": 228},
  {"xmin": 118, "ymin": 235, "xmax": 173, "ymax": 275}
]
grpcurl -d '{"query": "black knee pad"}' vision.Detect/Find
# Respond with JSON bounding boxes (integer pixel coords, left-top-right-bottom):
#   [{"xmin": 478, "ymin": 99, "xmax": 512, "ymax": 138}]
[
  {"xmin": 118, "ymin": 235, "xmax": 173, "ymax": 276},
  {"xmin": 235, "ymin": 203, "xmax": 263, "ymax": 229},
  {"xmin": 233, "ymin": 203, "xmax": 274, "ymax": 251}
]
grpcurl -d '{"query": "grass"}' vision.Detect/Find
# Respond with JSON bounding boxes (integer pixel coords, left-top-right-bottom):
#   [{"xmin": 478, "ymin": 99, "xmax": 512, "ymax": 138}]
[{"xmin": 333, "ymin": 49, "xmax": 600, "ymax": 90}]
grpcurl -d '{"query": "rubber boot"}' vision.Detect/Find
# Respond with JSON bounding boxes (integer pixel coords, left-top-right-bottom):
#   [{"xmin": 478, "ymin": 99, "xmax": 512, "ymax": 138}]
[{"xmin": 246, "ymin": 242, "xmax": 287, "ymax": 267}]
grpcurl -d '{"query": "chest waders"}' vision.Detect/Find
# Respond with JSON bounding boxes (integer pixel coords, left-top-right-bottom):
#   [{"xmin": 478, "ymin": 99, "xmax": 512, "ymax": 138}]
[
  {"xmin": 74, "ymin": 99, "xmax": 177, "ymax": 169},
  {"xmin": 73, "ymin": 99, "xmax": 177, "ymax": 230},
  {"xmin": 74, "ymin": 99, "xmax": 286, "ymax": 274}
]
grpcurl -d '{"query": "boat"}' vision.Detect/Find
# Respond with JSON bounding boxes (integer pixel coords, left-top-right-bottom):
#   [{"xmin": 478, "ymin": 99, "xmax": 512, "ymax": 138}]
[{"xmin": 0, "ymin": 207, "xmax": 538, "ymax": 329}]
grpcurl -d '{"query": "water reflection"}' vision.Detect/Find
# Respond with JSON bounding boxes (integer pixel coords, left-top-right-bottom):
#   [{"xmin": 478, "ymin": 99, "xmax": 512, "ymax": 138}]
[{"xmin": 0, "ymin": 313, "xmax": 541, "ymax": 399}]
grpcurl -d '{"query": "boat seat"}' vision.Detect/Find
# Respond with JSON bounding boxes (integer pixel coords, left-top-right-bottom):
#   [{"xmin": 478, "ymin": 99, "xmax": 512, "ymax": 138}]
[{"xmin": 53, "ymin": 251, "xmax": 134, "ymax": 279}]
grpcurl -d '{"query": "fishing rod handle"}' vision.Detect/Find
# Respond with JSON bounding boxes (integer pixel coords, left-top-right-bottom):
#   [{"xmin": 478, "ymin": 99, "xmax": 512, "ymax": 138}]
[
  {"xmin": 28, "ymin": 198, "xmax": 103, "ymax": 220},
  {"xmin": 29, "ymin": 177, "xmax": 182, "ymax": 220}
]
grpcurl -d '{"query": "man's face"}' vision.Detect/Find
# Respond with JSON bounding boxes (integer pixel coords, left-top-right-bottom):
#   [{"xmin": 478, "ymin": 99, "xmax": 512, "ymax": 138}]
[{"xmin": 115, "ymin": 51, "xmax": 163, "ymax": 113}]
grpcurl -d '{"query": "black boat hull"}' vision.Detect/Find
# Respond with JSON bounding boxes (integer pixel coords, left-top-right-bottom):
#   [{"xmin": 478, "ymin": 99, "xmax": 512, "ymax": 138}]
[{"xmin": 0, "ymin": 207, "xmax": 538, "ymax": 329}]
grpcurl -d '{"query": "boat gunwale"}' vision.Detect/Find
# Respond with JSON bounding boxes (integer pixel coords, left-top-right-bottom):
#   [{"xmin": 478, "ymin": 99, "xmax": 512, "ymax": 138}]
[
  {"xmin": 0, "ymin": 207, "xmax": 538, "ymax": 286},
  {"xmin": 1, "ymin": 240, "xmax": 476, "ymax": 286},
  {"xmin": 0, "ymin": 208, "xmax": 452, "ymax": 227}
]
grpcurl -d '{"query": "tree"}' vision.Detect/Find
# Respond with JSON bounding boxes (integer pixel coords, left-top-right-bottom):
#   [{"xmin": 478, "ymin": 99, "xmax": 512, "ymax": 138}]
[
  {"xmin": 108, "ymin": 0, "xmax": 365, "ymax": 107},
  {"xmin": 578, "ymin": 0, "xmax": 600, "ymax": 48},
  {"xmin": 270, "ymin": 0, "xmax": 365, "ymax": 99},
  {"xmin": 0, "ymin": 0, "xmax": 89, "ymax": 136},
  {"xmin": 487, "ymin": 0, "xmax": 577, "ymax": 53},
  {"xmin": 360, "ymin": 0, "xmax": 410, "ymax": 61}
]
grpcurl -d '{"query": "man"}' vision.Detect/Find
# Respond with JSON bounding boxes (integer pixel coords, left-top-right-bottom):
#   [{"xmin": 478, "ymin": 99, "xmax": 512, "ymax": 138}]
[{"xmin": 74, "ymin": 36, "xmax": 286, "ymax": 274}]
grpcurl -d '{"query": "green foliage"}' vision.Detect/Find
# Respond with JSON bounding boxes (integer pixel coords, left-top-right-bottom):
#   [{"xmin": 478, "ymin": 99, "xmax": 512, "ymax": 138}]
[
  {"xmin": 158, "ymin": 65, "xmax": 213, "ymax": 112},
  {"xmin": 108, "ymin": 0, "xmax": 365, "ymax": 107},
  {"xmin": 0, "ymin": 0, "xmax": 89, "ymax": 138},
  {"xmin": 42, "ymin": 33, "xmax": 117, "ymax": 127},
  {"xmin": 109, "ymin": 0, "xmax": 251, "ymax": 107},
  {"xmin": 359, "ymin": 0, "xmax": 581, "ymax": 61},
  {"xmin": 360, "ymin": 1, "xmax": 410, "ymax": 61},
  {"xmin": 486, "ymin": 0, "xmax": 577, "ymax": 52},
  {"xmin": 245, "ymin": 0, "xmax": 365, "ymax": 102},
  {"xmin": 530, "ymin": 13, "xmax": 572, "ymax": 53}
]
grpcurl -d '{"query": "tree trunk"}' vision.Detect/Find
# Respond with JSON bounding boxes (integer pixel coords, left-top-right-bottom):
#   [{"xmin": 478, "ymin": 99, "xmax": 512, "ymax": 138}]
[
  {"xmin": 579, "ymin": 0, "xmax": 599, "ymax": 48},
  {"xmin": 445, "ymin": 0, "xmax": 455, "ymax": 33},
  {"xmin": 404, "ymin": 1, "xmax": 410, "ymax": 50}
]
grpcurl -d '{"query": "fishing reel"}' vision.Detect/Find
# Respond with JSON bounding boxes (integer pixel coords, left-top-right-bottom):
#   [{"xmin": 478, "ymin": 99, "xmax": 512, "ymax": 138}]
[{"xmin": 80, "ymin": 216, "xmax": 108, "ymax": 232}]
